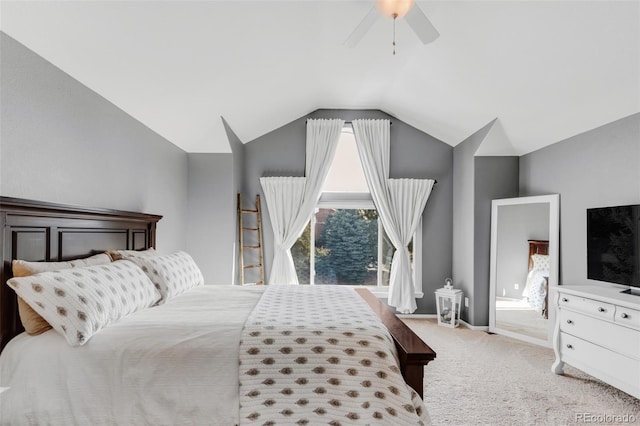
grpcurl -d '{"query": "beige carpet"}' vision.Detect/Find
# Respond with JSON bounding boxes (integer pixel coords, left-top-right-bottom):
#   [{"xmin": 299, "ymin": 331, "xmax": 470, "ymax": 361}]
[{"xmin": 402, "ymin": 318, "xmax": 640, "ymax": 425}]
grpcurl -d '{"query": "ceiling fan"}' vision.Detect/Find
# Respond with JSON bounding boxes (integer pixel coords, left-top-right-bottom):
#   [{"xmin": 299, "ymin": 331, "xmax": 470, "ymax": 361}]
[{"xmin": 344, "ymin": 0, "xmax": 439, "ymax": 54}]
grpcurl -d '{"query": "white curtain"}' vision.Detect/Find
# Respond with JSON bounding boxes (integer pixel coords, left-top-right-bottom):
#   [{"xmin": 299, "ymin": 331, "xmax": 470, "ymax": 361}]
[
  {"xmin": 260, "ymin": 118, "xmax": 344, "ymax": 285},
  {"xmin": 387, "ymin": 178, "xmax": 434, "ymax": 312},
  {"xmin": 352, "ymin": 119, "xmax": 435, "ymax": 313},
  {"xmin": 259, "ymin": 177, "xmax": 306, "ymax": 285}
]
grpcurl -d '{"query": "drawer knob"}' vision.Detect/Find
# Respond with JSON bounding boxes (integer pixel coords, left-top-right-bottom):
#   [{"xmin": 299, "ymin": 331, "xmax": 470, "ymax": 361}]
[
  {"xmin": 598, "ymin": 307, "xmax": 606, "ymax": 313},
  {"xmin": 566, "ymin": 344, "xmax": 573, "ymax": 349},
  {"xmin": 621, "ymin": 313, "xmax": 629, "ymax": 319},
  {"xmin": 562, "ymin": 297, "xmax": 569, "ymax": 302},
  {"xmin": 566, "ymin": 319, "xmax": 573, "ymax": 325}
]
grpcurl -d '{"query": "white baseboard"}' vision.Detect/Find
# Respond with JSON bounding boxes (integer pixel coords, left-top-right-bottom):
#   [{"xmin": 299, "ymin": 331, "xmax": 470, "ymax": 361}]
[
  {"xmin": 396, "ymin": 314, "xmax": 437, "ymax": 319},
  {"xmin": 460, "ymin": 319, "xmax": 489, "ymax": 331}
]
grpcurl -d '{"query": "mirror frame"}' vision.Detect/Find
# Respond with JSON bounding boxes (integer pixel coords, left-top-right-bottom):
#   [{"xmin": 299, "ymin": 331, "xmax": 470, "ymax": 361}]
[{"xmin": 488, "ymin": 194, "xmax": 560, "ymax": 347}]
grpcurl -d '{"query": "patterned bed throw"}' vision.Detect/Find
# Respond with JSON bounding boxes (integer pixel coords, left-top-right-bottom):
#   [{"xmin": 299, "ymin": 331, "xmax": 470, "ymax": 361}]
[{"xmin": 239, "ymin": 285, "xmax": 428, "ymax": 425}]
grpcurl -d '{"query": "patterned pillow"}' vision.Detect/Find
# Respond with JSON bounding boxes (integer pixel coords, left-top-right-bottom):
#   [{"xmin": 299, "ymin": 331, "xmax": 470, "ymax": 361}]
[
  {"xmin": 531, "ymin": 254, "xmax": 550, "ymax": 276},
  {"xmin": 7, "ymin": 260, "xmax": 160, "ymax": 346},
  {"xmin": 130, "ymin": 251, "xmax": 204, "ymax": 303},
  {"xmin": 12, "ymin": 253, "xmax": 113, "ymax": 335},
  {"xmin": 106, "ymin": 248, "xmax": 157, "ymax": 261}
]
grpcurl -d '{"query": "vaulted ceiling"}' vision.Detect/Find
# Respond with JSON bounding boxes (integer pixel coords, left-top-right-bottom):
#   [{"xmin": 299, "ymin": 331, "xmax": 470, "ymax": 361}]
[{"xmin": 1, "ymin": 1, "xmax": 638, "ymax": 154}]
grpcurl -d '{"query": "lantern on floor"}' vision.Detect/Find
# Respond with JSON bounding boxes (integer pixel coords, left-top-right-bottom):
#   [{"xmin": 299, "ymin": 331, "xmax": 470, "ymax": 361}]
[{"xmin": 435, "ymin": 283, "xmax": 463, "ymax": 328}]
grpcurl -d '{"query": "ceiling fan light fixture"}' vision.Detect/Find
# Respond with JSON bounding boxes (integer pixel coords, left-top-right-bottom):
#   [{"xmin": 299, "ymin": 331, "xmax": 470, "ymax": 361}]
[{"xmin": 376, "ymin": 0, "xmax": 415, "ymax": 19}]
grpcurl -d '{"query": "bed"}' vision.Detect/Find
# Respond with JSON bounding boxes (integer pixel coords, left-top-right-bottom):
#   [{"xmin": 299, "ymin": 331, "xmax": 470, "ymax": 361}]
[
  {"xmin": 522, "ymin": 240, "xmax": 550, "ymax": 318},
  {"xmin": 0, "ymin": 197, "xmax": 436, "ymax": 425}
]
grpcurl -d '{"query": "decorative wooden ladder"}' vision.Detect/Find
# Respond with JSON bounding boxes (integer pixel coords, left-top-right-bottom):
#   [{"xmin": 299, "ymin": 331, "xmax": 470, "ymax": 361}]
[{"xmin": 237, "ymin": 193, "xmax": 265, "ymax": 285}]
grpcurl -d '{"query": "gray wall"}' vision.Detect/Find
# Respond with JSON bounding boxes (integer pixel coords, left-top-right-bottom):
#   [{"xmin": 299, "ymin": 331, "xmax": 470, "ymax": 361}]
[
  {"xmin": 224, "ymin": 116, "xmax": 245, "ymax": 199},
  {"xmin": 225, "ymin": 117, "xmax": 246, "ymax": 285},
  {"xmin": 472, "ymin": 156, "xmax": 519, "ymax": 325},
  {"xmin": 454, "ymin": 114, "xmax": 639, "ymax": 326},
  {"xmin": 243, "ymin": 109, "xmax": 453, "ymax": 314},
  {"xmin": 519, "ymin": 113, "xmax": 640, "ymax": 286},
  {"xmin": 187, "ymin": 153, "xmax": 235, "ymax": 284},
  {"xmin": 0, "ymin": 33, "xmax": 188, "ymax": 253},
  {"xmin": 452, "ymin": 120, "xmax": 494, "ymax": 323},
  {"xmin": 496, "ymin": 203, "xmax": 549, "ymax": 299}
]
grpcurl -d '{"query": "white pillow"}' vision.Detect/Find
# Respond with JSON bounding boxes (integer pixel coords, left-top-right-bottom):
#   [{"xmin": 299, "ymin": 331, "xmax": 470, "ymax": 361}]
[
  {"xmin": 7, "ymin": 260, "xmax": 160, "ymax": 346},
  {"xmin": 130, "ymin": 251, "xmax": 204, "ymax": 303}
]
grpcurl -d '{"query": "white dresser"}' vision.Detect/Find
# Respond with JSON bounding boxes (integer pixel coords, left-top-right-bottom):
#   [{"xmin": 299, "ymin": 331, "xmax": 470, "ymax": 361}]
[{"xmin": 551, "ymin": 285, "xmax": 640, "ymax": 399}]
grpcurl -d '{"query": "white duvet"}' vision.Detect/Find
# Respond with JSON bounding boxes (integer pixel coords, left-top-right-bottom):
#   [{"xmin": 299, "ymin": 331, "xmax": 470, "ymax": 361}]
[{"xmin": 0, "ymin": 285, "xmax": 264, "ymax": 426}]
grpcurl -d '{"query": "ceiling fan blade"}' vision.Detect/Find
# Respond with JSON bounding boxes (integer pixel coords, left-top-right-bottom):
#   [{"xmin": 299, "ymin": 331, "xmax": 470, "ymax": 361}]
[
  {"xmin": 343, "ymin": 7, "xmax": 379, "ymax": 48},
  {"xmin": 405, "ymin": 4, "xmax": 440, "ymax": 45}
]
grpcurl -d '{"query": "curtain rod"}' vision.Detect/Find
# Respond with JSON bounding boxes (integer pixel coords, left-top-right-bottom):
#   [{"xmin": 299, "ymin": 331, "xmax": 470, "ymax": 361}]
[
  {"xmin": 343, "ymin": 120, "xmax": 393, "ymax": 125},
  {"xmin": 306, "ymin": 119, "xmax": 393, "ymax": 125}
]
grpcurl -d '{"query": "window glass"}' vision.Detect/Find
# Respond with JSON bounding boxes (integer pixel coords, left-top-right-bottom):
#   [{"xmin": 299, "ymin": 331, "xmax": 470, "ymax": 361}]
[
  {"xmin": 315, "ymin": 208, "xmax": 378, "ymax": 286},
  {"xmin": 321, "ymin": 129, "xmax": 368, "ymax": 192}
]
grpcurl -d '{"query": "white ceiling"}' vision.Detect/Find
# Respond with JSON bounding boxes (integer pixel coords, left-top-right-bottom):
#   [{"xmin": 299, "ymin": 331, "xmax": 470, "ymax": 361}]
[{"xmin": 1, "ymin": 1, "xmax": 638, "ymax": 154}]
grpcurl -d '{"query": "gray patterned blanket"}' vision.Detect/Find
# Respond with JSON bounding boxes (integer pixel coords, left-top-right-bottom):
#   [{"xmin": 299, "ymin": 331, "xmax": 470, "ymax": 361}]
[{"xmin": 239, "ymin": 285, "xmax": 428, "ymax": 425}]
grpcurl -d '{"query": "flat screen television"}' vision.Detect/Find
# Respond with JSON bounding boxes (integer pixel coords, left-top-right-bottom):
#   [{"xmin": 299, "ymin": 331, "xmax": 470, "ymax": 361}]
[{"xmin": 587, "ymin": 204, "xmax": 640, "ymax": 294}]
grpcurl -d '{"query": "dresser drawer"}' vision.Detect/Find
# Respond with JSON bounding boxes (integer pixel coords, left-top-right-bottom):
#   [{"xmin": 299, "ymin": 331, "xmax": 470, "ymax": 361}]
[
  {"xmin": 560, "ymin": 310, "xmax": 640, "ymax": 359},
  {"xmin": 559, "ymin": 293, "xmax": 615, "ymax": 320},
  {"xmin": 560, "ymin": 333, "xmax": 640, "ymax": 395},
  {"xmin": 615, "ymin": 306, "xmax": 640, "ymax": 330}
]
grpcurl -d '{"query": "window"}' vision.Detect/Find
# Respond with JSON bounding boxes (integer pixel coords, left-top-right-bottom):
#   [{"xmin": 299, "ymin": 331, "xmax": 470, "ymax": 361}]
[{"xmin": 290, "ymin": 127, "xmax": 423, "ymax": 297}]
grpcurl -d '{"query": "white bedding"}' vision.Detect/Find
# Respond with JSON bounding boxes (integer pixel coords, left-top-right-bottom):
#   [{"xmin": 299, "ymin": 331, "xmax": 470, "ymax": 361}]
[
  {"xmin": 0, "ymin": 285, "xmax": 264, "ymax": 426},
  {"xmin": 1, "ymin": 285, "xmax": 431, "ymax": 425},
  {"xmin": 523, "ymin": 270, "xmax": 547, "ymax": 314}
]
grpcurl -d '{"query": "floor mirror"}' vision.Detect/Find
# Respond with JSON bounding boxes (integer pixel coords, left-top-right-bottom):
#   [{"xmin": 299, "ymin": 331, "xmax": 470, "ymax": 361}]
[{"xmin": 489, "ymin": 194, "xmax": 559, "ymax": 347}]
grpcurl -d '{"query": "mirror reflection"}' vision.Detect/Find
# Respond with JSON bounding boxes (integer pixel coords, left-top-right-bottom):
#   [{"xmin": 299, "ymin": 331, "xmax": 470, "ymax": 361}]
[{"xmin": 489, "ymin": 195, "xmax": 559, "ymax": 346}]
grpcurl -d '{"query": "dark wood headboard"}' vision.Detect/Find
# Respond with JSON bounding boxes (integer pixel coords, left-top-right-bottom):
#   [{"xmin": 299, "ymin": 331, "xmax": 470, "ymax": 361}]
[{"xmin": 0, "ymin": 197, "xmax": 162, "ymax": 351}]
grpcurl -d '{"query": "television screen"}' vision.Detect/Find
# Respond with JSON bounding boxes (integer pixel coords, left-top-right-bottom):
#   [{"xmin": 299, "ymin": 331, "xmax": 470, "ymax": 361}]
[{"xmin": 587, "ymin": 205, "xmax": 640, "ymax": 287}]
